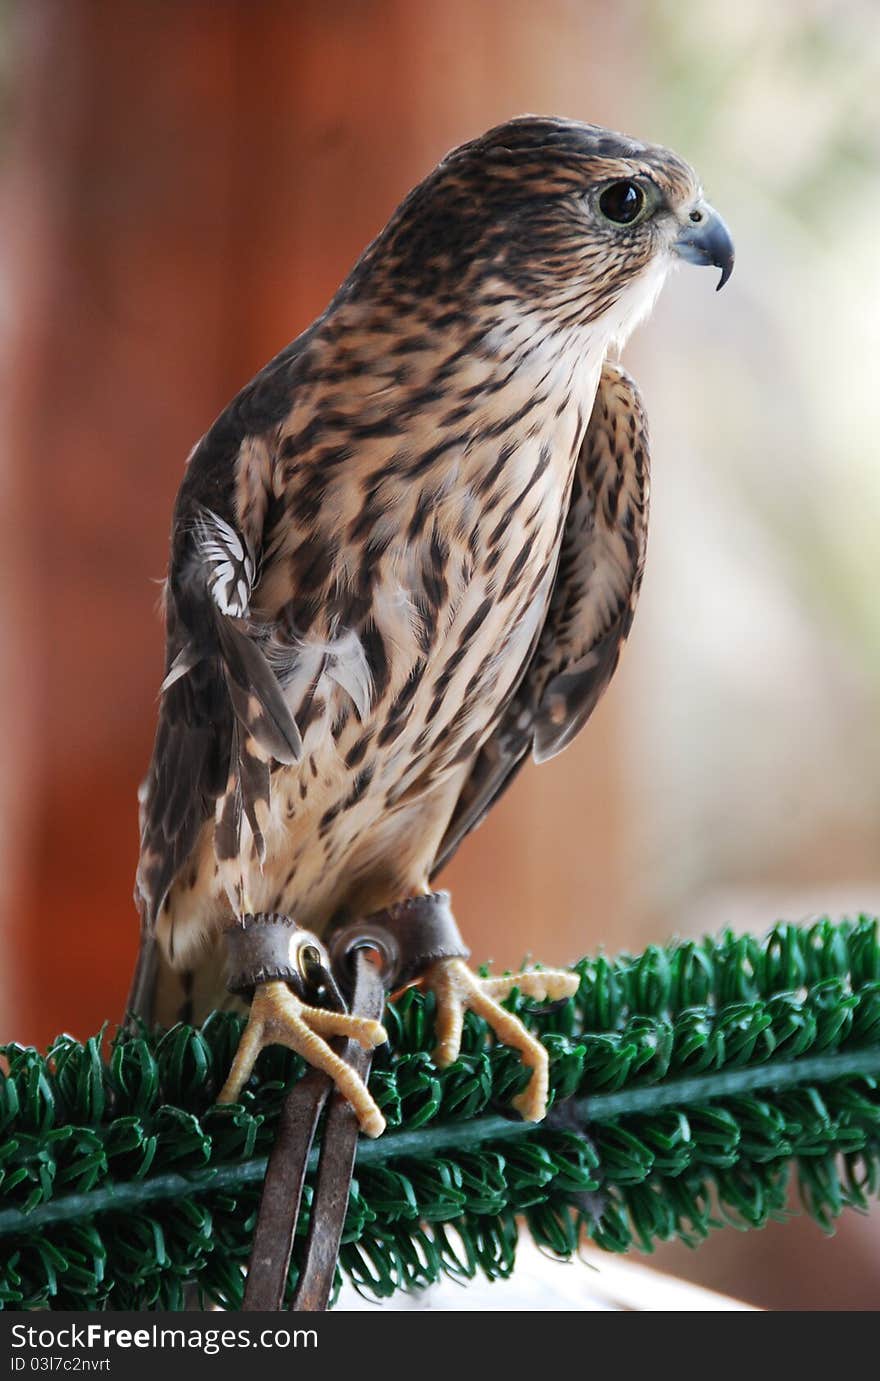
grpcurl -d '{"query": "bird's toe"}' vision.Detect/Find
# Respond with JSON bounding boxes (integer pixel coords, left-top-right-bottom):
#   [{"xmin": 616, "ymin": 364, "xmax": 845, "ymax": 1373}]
[
  {"xmin": 422, "ymin": 958, "xmax": 577, "ymax": 1121},
  {"xmin": 216, "ymin": 979, "xmax": 386, "ymax": 1136}
]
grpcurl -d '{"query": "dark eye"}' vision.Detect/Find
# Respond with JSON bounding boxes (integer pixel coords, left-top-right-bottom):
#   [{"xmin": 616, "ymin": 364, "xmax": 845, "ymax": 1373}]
[{"xmin": 598, "ymin": 180, "xmax": 646, "ymax": 225}]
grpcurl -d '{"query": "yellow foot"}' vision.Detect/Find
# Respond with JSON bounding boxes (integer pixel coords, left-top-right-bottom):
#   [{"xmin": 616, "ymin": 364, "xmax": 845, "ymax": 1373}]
[
  {"xmin": 424, "ymin": 958, "xmax": 579, "ymax": 1122},
  {"xmin": 216, "ymin": 979, "xmax": 388, "ymax": 1137}
]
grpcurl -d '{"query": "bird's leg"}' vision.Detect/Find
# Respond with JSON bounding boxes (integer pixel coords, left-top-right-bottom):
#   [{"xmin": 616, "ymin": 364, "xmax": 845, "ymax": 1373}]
[
  {"xmin": 217, "ymin": 979, "xmax": 388, "ymax": 1138},
  {"xmin": 217, "ymin": 913, "xmax": 389, "ymax": 1135},
  {"xmin": 424, "ymin": 957, "xmax": 579, "ymax": 1122}
]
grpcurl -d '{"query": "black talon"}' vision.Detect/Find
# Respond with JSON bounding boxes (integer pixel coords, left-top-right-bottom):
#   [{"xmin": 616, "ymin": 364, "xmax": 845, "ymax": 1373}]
[{"xmin": 520, "ymin": 996, "xmax": 572, "ymax": 1016}]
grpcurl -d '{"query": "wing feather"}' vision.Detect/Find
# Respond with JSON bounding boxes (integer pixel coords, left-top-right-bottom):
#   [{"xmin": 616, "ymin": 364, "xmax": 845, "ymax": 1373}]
[{"xmin": 135, "ymin": 376, "xmax": 303, "ymax": 934}]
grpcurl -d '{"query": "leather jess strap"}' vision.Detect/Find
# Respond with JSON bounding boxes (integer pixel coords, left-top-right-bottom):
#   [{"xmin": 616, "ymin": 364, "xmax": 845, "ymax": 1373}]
[
  {"xmin": 290, "ymin": 949, "xmax": 386, "ymax": 1311},
  {"xmin": 238, "ymin": 891, "xmax": 467, "ymax": 1312},
  {"xmin": 241, "ymin": 1067, "xmax": 332, "ymax": 1311},
  {"xmin": 328, "ymin": 890, "xmax": 470, "ymax": 993}
]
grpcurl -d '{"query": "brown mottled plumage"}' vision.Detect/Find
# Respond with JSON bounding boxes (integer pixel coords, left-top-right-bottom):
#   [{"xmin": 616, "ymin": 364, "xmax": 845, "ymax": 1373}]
[{"xmin": 131, "ymin": 116, "xmax": 733, "ymax": 1129}]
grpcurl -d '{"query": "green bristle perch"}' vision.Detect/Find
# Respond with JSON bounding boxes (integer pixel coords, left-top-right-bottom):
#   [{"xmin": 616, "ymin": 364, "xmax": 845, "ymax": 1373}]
[{"xmin": 2, "ymin": 916, "xmax": 879, "ymax": 1309}]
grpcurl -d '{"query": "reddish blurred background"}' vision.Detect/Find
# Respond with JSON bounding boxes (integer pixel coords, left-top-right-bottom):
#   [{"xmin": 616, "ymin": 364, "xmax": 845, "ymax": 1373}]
[{"xmin": 2, "ymin": 0, "xmax": 879, "ymax": 1309}]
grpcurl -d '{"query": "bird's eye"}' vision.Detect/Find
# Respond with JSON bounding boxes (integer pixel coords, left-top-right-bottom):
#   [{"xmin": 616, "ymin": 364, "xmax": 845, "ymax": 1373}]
[{"xmin": 597, "ymin": 180, "xmax": 646, "ymax": 226}]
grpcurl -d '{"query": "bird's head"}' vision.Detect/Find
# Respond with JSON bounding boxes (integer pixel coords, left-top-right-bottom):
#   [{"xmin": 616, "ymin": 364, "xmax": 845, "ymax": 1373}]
[{"xmin": 370, "ymin": 115, "xmax": 733, "ymax": 352}]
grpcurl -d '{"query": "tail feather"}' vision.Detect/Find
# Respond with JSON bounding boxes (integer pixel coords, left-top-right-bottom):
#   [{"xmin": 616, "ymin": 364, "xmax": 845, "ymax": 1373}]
[{"xmin": 126, "ymin": 928, "xmax": 242, "ymax": 1029}]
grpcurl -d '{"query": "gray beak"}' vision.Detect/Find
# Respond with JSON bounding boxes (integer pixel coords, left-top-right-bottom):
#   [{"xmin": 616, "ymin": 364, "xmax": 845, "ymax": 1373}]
[{"xmin": 674, "ymin": 204, "xmax": 735, "ymax": 290}]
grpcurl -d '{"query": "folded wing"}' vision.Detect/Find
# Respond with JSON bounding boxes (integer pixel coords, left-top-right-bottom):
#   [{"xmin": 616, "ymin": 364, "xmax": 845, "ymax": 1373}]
[{"xmin": 137, "ymin": 439, "xmax": 301, "ymax": 934}]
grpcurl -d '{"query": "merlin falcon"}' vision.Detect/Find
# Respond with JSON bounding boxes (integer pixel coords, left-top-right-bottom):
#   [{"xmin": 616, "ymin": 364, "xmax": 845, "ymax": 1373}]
[{"xmin": 131, "ymin": 116, "xmax": 733, "ymax": 1136}]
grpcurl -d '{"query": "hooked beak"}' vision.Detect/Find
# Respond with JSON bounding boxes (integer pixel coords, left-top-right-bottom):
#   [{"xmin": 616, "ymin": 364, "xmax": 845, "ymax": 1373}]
[{"xmin": 674, "ymin": 204, "xmax": 735, "ymax": 290}]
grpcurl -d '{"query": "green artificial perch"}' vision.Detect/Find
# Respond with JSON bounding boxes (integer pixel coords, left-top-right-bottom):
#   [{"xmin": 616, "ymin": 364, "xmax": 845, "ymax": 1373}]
[{"xmin": 1, "ymin": 916, "xmax": 879, "ymax": 1309}]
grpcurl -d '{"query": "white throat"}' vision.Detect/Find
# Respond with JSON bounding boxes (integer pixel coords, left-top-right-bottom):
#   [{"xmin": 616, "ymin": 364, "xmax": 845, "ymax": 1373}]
[
  {"xmin": 599, "ymin": 254, "xmax": 672, "ymax": 353},
  {"xmin": 483, "ymin": 253, "xmax": 671, "ymax": 380}
]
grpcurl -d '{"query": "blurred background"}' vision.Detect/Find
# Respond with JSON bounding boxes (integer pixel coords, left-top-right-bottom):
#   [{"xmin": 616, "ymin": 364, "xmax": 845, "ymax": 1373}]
[{"xmin": 2, "ymin": 0, "xmax": 879, "ymax": 1309}]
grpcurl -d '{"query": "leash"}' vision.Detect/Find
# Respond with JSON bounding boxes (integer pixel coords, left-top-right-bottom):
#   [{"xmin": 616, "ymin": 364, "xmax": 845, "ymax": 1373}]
[{"xmin": 228, "ymin": 892, "xmax": 469, "ymax": 1312}]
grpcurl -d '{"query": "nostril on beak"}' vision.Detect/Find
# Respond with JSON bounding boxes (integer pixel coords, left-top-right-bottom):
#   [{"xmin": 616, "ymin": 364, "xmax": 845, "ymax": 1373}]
[{"xmin": 674, "ymin": 205, "xmax": 735, "ymax": 290}]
